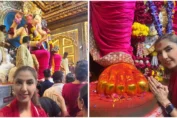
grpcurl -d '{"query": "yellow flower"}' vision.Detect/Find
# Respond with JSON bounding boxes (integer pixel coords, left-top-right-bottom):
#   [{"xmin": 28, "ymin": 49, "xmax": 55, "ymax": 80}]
[
  {"xmin": 30, "ymin": 34, "xmax": 33, "ymax": 39},
  {"xmin": 132, "ymin": 22, "xmax": 149, "ymax": 36},
  {"xmin": 151, "ymin": 70, "xmax": 155, "ymax": 75},
  {"xmin": 151, "ymin": 51, "xmax": 157, "ymax": 56},
  {"xmin": 31, "ymin": 27, "xmax": 36, "ymax": 33},
  {"xmin": 33, "ymin": 35, "xmax": 40, "ymax": 41}
]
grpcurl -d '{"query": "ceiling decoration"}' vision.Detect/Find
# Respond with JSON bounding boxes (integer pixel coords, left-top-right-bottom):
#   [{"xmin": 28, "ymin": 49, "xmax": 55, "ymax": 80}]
[{"xmin": 32, "ymin": 1, "xmax": 87, "ymax": 24}]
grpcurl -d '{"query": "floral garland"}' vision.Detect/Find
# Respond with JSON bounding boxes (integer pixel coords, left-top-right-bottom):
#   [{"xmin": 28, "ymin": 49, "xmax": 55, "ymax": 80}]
[
  {"xmin": 132, "ymin": 22, "xmax": 149, "ymax": 37},
  {"xmin": 153, "ymin": 1, "xmax": 164, "ymax": 13},
  {"xmin": 166, "ymin": 1, "xmax": 174, "ymax": 34},
  {"xmin": 132, "ymin": 22, "xmax": 149, "ymax": 43},
  {"xmin": 148, "ymin": 1, "xmax": 163, "ymax": 36},
  {"xmin": 148, "ymin": 1, "xmax": 175, "ymax": 36},
  {"xmin": 134, "ymin": 1, "xmax": 153, "ymax": 24},
  {"xmin": 132, "ymin": 1, "xmax": 169, "ymax": 82}
]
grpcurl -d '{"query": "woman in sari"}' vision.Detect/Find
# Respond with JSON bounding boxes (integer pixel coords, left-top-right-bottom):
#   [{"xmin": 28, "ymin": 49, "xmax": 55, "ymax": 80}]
[
  {"xmin": 148, "ymin": 34, "xmax": 177, "ymax": 117},
  {"xmin": 0, "ymin": 66, "xmax": 47, "ymax": 117}
]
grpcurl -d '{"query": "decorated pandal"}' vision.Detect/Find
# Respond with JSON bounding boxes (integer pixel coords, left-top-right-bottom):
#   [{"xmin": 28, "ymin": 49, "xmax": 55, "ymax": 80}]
[
  {"xmin": 0, "ymin": 2, "xmax": 61, "ymax": 84},
  {"xmin": 90, "ymin": 1, "xmax": 177, "ymax": 117}
]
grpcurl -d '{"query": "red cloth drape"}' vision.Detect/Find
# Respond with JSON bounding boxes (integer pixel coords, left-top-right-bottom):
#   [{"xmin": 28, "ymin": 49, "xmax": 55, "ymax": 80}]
[
  {"xmin": 173, "ymin": 2, "xmax": 177, "ymax": 34},
  {"xmin": 90, "ymin": 1, "xmax": 136, "ymax": 57},
  {"xmin": 169, "ymin": 71, "xmax": 177, "ymax": 108},
  {"xmin": 0, "ymin": 99, "xmax": 47, "ymax": 117}
]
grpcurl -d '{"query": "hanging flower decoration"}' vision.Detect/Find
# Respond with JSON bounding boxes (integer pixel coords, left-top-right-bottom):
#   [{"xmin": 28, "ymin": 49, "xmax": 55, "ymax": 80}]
[
  {"xmin": 132, "ymin": 1, "xmax": 171, "ymax": 82},
  {"xmin": 153, "ymin": 1, "xmax": 164, "ymax": 13},
  {"xmin": 132, "ymin": 22, "xmax": 149, "ymax": 36},
  {"xmin": 132, "ymin": 22, "xmax": 149, "ymax": 42},
  {"xmin": 148, "ymin": 1, "xmax": 163, "ymax": 36},
  {"xmin": 134, "ymin": 1, "xmax": 153, "ymax": 24},
  {"xmin": 166, "ymin": 1, "xmax": 174, "ymax": 34}
]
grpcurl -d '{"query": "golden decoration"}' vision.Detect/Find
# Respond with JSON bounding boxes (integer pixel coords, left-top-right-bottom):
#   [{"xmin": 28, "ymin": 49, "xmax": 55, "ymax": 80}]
[
  {"xmin": 97, "ymin": 63, "xmax": 149, "ymax": 96},
  {"xmin": 23, "ymin": 1, "xmax": 43, "ymax": 17}
]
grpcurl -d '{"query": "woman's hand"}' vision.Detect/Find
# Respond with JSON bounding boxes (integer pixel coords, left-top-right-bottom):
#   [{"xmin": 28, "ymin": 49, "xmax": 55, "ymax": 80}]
[{"xmin": 148, "ymin": 76, "xmax": 171, "ymax": 107}]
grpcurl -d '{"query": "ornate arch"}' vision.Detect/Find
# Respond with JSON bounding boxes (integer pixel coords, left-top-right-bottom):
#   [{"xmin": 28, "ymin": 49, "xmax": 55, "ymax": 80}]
[{"xmin": 0, "ymin": 1, "xmax": 23, "ymax": 24}]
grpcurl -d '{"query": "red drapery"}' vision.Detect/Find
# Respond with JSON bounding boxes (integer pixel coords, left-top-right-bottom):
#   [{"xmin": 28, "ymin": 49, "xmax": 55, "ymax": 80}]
[
  {"xmin": 173, "ymin": 1, "xmax": 177, "ymax": 34},
  {"xmin": 169, "ymin": 71, "xmax": 177, "ymax": 108},
  {"xmin": 90, "ymin": 1, "xmax": 136, "ymax": 57}
]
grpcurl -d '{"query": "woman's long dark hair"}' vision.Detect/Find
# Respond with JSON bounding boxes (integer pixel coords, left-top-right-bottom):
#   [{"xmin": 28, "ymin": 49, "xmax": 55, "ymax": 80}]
[
  {"xmin": 13, "ymin": 66, "xmax": 41, "ymax": 107},
  {"xmin": 79, "ymin": 84, "xmax": 88, "ymax": 110}
]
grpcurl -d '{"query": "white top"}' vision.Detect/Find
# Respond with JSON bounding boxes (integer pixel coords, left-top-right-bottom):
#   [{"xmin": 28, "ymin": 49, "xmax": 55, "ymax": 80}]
[{"xmin": 61, "ymin": 58, "xmax": 70, "ymax": 75}]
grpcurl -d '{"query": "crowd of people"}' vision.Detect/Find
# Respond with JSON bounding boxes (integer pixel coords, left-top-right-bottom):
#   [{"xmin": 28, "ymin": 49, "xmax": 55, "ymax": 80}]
[{"xmin": 0, "ymin": 60, "xmax": 88, "ymax": 117}]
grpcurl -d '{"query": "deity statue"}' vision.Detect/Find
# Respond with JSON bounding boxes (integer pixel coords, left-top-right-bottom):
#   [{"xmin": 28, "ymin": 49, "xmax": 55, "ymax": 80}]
[
  {"xmin": 0, "ymin": 48, "xmax": 14, "ymax": 84},
  {"xmin": 8, "ymin": 11, "xmax": 28, "ymax": 46},
  {"xmin": 26, "ymin": 14, "xmax": 48, "ymax": 49}
]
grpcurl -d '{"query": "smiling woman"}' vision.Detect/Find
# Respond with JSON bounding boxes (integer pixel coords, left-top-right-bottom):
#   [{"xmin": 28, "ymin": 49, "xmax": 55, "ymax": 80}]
[
  {"xmin": 0, "ymin": 66, "xmax": 47, "ymax": 117},
  {"xmin": 148, "ymin": 34, "xmax": 177, "ymax": 117}
]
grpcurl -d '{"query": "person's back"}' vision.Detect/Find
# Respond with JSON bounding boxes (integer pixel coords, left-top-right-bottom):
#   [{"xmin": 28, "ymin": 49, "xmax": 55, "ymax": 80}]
[
  {"xmin": 50, "ymin": 46, "xmax": 62, "ymax": 74},
  {"xmin": 43, "ymin": 71, "xmax": 69, "ymax": 116},
  {"xmin": 39, "ymin": 97, "xmax": 61, "ymax": 117},
  {"xmin": 40, "ymin": 69, "xmax": 53, "ymax": 96},
  {"xmin": 62, "ymin": 60, "xmax": 88, "ymax": 116},
  {"xmin": 43, "ymin": 71, "xmax": 64, "ymax": 97},
  {"xmin": 40, "ymin": 81, "xmax": 53, "ymax": 96},
  {"xmin": 16, "ymin": 36, "xmax": 33, "ymax": 68},
  {"xmin": 62, "ymin": 83, "xmax": 85, "ymax": 116},
  {"xmin": 43, "ymin": 83, "xmax": 63, "ymax": 97},
  {"xmin": 43, "ymin": 71, "xmax": 65, "ymax": 112},
  {"xmin": 53, "ymin": 53, "xmax": 62, "ymax": 72}
]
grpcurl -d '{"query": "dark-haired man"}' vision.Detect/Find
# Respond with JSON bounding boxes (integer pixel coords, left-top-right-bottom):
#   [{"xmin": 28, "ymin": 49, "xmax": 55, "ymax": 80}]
[{"xmin": 40, "ymin": 69, "xmax": 53, "ymax": 96}]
